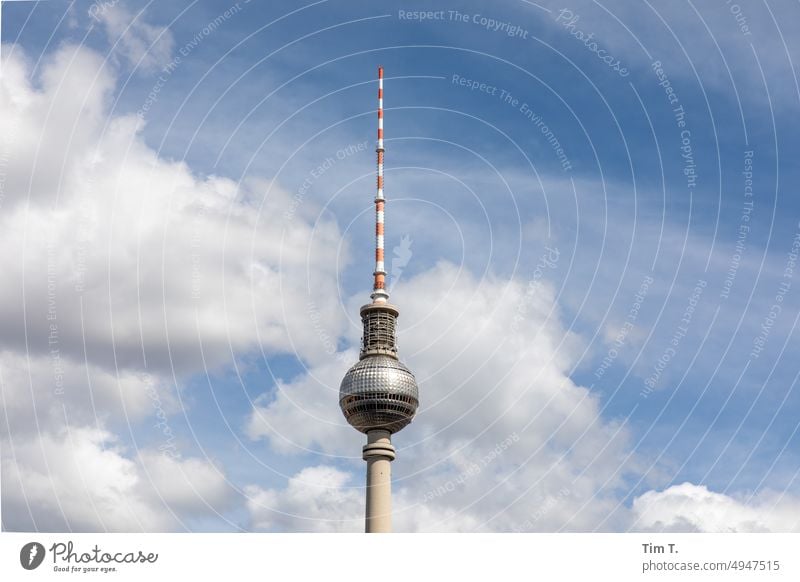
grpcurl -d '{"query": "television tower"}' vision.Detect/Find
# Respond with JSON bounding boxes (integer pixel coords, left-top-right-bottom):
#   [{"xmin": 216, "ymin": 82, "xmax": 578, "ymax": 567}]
[{"xmin": 339, "ymin": 66, "xmax": 419, "ymax": 533}]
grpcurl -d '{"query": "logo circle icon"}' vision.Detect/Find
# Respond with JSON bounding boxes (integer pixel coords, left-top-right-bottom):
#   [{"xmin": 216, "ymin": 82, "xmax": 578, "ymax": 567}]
[{"xmin": 20, "ymin": 542, "xmax": 45, "ymax": 570}]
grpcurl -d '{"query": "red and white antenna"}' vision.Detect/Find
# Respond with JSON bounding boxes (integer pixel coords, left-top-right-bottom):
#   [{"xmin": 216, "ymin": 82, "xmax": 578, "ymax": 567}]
[{"xmin": 372, "ymin": 65, "xmax": 389, "ymax": 303}]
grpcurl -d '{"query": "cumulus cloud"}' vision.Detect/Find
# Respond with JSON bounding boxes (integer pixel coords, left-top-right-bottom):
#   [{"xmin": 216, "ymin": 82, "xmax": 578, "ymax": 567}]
[
  {"xmin": 1, "ymin": 41, "xmax": 344, "ymax": 531},
  {"xmin": 246, "ymin": 262, "xmax": 639, "ymax": 531},
  {"xmin": 245, "ymin": 352, "xmax": 362, "ymax": 455},
  {"xmin": 0, "ymin": 351, "xmax": 173, "ymax": 438},
  {"xmin": 0, "ymin": 43, "xmax": 345, "ymax": 376},
  {"xmin": 2, "ymin": 427, "xmax": 232, "ymax": 532},
  {"xmin": 246, "ymin": 466, "xmax": 362, "ymax": 533},
  {"xmin": 632, "ymin": 482, "xmax": 800, "ymax": 532},
  {"xmin": 247, "ymin": 246, "xmax": 794, "ymax": 532},
  {"xmin": 246, "ymin": 464, "xmax": 487, "ymax": 533}
]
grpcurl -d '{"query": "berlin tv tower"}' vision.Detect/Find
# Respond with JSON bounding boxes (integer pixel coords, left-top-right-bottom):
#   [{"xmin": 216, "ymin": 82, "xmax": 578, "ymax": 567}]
[{"xmin": 339, "ymin": 66, "xmax": 419, "ymax": 533}]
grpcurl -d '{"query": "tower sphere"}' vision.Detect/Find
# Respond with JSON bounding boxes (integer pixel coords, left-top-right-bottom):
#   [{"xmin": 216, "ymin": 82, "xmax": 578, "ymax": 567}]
[{"xmin": 339, "ymin": 355, "xmax": 419, "ymax": 434}]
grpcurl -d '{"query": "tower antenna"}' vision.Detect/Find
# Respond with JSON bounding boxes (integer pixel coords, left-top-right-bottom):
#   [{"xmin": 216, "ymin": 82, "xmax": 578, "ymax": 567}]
[{"xmin": 372, "ymin": 65, "xmax": 388, "ymax": 303}]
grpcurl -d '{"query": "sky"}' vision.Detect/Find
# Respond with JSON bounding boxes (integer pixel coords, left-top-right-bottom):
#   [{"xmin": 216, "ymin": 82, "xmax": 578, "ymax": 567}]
[{"xmin": 1, "ymin": 0, "xmax": 800, "ymax": 532}]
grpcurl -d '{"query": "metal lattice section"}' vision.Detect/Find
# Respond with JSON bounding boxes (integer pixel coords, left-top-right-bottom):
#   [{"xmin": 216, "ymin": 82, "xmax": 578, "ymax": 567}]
[
  {"xmin": 340, "ymin": 355, "xmax": 419, "ymax": 433},
  {"xmin": 361, "ymin": 308, "xmax": 397, "ymax": 356}
]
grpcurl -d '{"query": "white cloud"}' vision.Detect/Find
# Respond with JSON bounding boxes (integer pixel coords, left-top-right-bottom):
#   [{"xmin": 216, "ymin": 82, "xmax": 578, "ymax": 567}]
[
  {"xmin": 1, "ymin": 42, "xmax": 346, "ymax": 531},
  {"xmin": 246, "ymin": 466, "xmax": 362, "ymax": 533},
  {"xmin": 95, "ymin": 4, "xmax": 175, "ymax": 73},
  {"xmin": 139, "ymin": 451, "xmax": 233, "ymax": 517},
  {"xmin": 247, "ymin": 262, "xmax": 639, "ymax": 531},
  {"xmin": 632, "ymin": 482, "xmax": 800, "ymax": 532},
  {"xmin": 245, "ymin": 464, "xmax": 491, "ymax": 533},
  {"xmin": 2, "ymin": 427, "xmax": 231, "ymax": 532},
  {"xmin": 0, "ymin": 351, "xmax": 173, "ymax": 438},
  {"xmin": 245, "ymin": 352, "xmax": 362, "ymax": 456},
  {"xmin": 0, "ymin": 44, "xmax": 346, "ymax": 376}
]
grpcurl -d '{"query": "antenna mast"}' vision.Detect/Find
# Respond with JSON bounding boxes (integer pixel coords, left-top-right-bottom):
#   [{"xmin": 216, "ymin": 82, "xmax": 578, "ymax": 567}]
[{"xmin": 372, "ymin": 66, "xmax": 389, "ymax": 303}]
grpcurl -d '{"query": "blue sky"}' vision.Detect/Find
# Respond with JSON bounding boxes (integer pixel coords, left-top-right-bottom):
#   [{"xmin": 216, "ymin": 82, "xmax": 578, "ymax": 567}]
[{"xmin": 2, "ymin": 0, "xmax": 800, "ymax": 532}]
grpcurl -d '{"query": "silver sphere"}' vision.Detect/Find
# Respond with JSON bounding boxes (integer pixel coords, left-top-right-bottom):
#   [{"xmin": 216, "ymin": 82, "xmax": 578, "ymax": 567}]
[{"xmin": 339, "ymin": 355, "xmax": 419, "ymax": 434}]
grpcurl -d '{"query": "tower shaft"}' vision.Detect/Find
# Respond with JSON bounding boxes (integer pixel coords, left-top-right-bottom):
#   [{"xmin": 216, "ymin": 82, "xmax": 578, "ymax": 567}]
[{"xmin": 363, "ymin": 429, "xmax": 395, "ymax": 533}]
